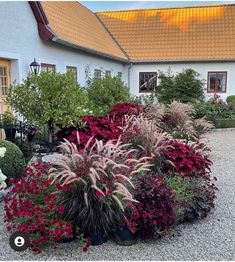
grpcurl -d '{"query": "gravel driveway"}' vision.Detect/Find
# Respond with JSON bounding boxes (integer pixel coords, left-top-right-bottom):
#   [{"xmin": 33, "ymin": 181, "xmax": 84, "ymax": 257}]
[{"xmin": 0, "ymin": 130, "xmax": 234, "ymax": 260}]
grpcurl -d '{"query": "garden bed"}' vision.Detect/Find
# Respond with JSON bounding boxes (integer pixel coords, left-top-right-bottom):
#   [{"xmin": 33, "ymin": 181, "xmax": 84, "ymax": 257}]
[
  {"xmin": 0, "ymin": 130, "xmax": 234, "ymax": 260},
  {"xmin": 1, "ymin": 101, "xmax": 217, "ymax": 254}
]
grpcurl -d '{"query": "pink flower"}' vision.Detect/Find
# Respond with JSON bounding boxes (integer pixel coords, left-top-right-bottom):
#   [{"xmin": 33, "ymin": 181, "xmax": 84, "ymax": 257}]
[
  {"xmin": 9, "ymin": 178, "xmax": 14, "ymax": 185},
  {"xmin": 57, "ymin": 205, "xmax": 65, "ymax": 215},
  {"xmin": 95, "ymin": 191, "xmax": 105, "ymax": 198}
]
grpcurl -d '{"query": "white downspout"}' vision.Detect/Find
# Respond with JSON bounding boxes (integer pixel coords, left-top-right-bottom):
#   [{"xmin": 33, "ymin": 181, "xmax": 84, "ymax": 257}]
[{"xmin": 128, "ymin": 62, "xmax": 132, "ymax": 91}]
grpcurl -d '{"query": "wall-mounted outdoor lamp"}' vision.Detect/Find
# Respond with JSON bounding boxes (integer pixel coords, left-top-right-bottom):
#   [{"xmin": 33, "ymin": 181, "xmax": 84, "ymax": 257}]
[{"xmin": 30, "ymin": 58, "xmax": 40, "ymax": 75}]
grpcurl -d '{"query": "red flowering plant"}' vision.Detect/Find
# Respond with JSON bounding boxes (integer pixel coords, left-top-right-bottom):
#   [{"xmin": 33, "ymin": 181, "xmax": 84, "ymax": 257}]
[
  {"xmin": 162, "ymin": 140, "xmax": 217, "ymax": 221},
  {"xmin": 3, "ymin": 161, "xmax": 87, "ymax": 253},
  {"xmin": 56, "ymin": 102, "xmax": 145, "ymax": 149},
  {"xmin": 48, "ymin": 136, "xmax": 152, "ymax": 239},
  {"xmin": 107, "ymin": 102, "xmax": 145, "ymax": 127},
  {"xmin": 126, "ymin": 173, "xmax": 176, "ymax": 238},
  {"xmin": 162, "ymin": 139, "xmax": 212, "ymax": 177},
  {"xmin": 56, "ymin": 115, "xmax": 122, "ymax": 149}
]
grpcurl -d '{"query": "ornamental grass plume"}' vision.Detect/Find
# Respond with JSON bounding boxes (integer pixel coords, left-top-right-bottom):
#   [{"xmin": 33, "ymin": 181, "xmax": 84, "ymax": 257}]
[
  {"xmin": 151, "ymin": 101, "xmax": 214, "ymax": 143},
  {"xmin": 49, "ymin": 134, "xmax": 152, "ymax": 211},
  {"xmin": 122, "ymin": 113, "xmax": 172, "ymax": 160}
]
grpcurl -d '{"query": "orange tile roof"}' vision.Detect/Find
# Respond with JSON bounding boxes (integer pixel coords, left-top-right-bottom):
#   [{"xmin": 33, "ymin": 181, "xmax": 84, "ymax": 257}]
[
  {"xmin": 97, "ymin": 4, "xmax": 235, "ymax": 62},
  {"xmin": 40, "ymin": 2, "xmax": 128, "ymax": 61}
]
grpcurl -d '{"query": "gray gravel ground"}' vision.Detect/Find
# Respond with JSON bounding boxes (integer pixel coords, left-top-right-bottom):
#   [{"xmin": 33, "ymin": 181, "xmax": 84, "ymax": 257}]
[{"xmin": 0, "ymin": 130, "xmax": 234, "ymax": 260}]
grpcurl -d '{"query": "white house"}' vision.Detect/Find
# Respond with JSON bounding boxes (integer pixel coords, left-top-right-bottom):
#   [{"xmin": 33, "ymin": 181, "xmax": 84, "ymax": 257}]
[{"xmin": 0, "ymin": 1, "xmax": 235, "ymax": 115}]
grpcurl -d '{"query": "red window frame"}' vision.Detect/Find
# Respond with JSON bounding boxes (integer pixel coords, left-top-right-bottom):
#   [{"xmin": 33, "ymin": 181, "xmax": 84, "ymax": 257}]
[
  {"xmin": 66, "ymin": 66, "xmax": 78, "ymax": 82},
  {"xmin": 207, "ymin": 71, "xmax": 227, "ymax": 93},
  {"xmin": 94, "ymin": 69, "xmax": 101, "ymax": 79},
  {"xmin": 139, "ymin": 72, "xmax": 157, "ymax": 93},
  {"xmin": 41, "ymin": 63, "xmax": 56, "ymax": 72}
]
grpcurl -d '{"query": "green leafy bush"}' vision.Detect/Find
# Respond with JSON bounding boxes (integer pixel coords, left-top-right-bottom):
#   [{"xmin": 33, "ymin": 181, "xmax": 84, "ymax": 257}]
[
  {"xmin": 193, "ymin": 95, "xmax": 235, "ymax": 121},
  {"xmin": 165, "ymin": 174, "xmax": 194, "ymax": 220},
  {"xmin": 156, "ymin": 68, "xmax": 205, "ymax": 104},
  {"xmin": 86, "ymin": 76, "xmax": 130, "ymax": 114},
  {"xmin": 226, "ymin": 95, "xmax": 235, "ymax": 106},
  {"xmin": 0, "ymin": 140, "xmax": 25, "ymax": 180},
  {"xmin": 7, "ymin": 71, "xmax": 87, "ymax": 127},
  {"xmin": 7, "ymin": 71, "xmax": 87, "ymax": 143}
]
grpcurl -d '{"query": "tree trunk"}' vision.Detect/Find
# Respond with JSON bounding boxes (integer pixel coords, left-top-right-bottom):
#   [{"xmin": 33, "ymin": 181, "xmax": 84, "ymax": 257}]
[{"xmin": 47, "ymin": 120, "xmax": 54, "ymax": 145}]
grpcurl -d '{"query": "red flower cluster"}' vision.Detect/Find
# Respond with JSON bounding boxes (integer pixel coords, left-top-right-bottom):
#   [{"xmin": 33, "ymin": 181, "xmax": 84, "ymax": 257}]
[
  {"xmin": 3, "ymin": 161, "xmax": 86, "ymax": 253},
  {"xmin": 126, "ymin": 174, "xmax": 176, "ymax": 238},
  {"xmin": 163, "ymin": 140, "xmax": 212, "ymax": 176}
]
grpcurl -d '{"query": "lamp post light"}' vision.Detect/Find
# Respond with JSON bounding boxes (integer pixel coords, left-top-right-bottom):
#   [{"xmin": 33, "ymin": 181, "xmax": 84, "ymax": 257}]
[{"xmin": 30, "ymin": 58, "xmax": 40, "ymax": 75}]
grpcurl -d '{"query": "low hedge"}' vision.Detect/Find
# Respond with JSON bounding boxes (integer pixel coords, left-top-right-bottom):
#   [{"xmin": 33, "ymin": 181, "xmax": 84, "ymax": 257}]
[{"xmin": 214, "ymin": 118, "xmax": 235, "ymax": 128}]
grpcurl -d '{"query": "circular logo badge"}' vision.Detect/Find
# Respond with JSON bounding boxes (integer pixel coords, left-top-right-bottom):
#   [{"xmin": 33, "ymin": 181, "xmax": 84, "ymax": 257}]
[{"xmin": 9, "ymin": 231, "xmax": 30, "ymax": 252}]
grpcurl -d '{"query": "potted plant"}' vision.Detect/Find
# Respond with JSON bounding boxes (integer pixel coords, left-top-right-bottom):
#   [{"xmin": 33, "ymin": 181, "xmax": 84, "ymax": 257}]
[
  {"xmin": 48, "ymin": 135, "xmax": 152, "ymax": 245},
  {"xmin": 0, "ymin": 111, "xmax": 18, "ymax": 142}
]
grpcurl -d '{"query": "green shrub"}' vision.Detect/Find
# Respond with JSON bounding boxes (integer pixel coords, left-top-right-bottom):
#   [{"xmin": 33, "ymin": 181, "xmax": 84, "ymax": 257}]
[
  {"xmin": 226, "ymin": 95, "xmax": 235, "ymax": 106},
  {"xmin": 0, "ymin": 140, "xmax": 25, "ymax": 180},
  {"xmin": 8, "ymin": 71, "xmax": 87, "ymax": 127},
  {"xmin": 193, "ymin": 95, "xmax": 235, "ymax": 121},
  {"xmin": 87, "ymin": 76, "xmax": 130, "ymax": 113},
  {"xmin": 165, "ymin": 174, "xmax": 194, "ymax": 220},
  {"xmin": 156, "ymin": 68, "xmax": 205, "ymax": 104}
]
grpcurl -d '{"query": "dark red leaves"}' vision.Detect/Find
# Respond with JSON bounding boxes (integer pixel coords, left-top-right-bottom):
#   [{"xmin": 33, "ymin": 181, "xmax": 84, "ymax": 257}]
[{"xmin": 163, "ymin": 140, "xmax": 212, "ymax": 176}]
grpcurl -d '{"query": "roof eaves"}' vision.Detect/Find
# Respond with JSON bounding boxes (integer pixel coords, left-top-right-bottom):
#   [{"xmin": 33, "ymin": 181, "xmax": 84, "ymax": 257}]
[
  {"xmin": 29, "ymin": 1, "xmax": 56, "ymax": 41},
  {"xmin": 131, "ymin": 58, "xmax": 235, "ymax": 64},
  {"xmin": 52, "ymin": 37, "xmax": 129, "ymax": 63},
  {"xmin": 96, "ymin": 3, "xmax": 235, "ymax": 14}
]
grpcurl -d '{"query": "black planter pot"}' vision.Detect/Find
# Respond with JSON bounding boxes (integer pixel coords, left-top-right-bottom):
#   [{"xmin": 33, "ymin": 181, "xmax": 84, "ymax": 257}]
[
  {"xmin": 90, "ymin": 232, "xmax": 109, "ymax": 246},
  {"xmin": 57, "ymin": 227, "xmax": 77, "ymax": 244},
  {"xmin": 114, "ymin": 227, "xmax": 137, "ymax": 246},
  {"xmin": 27, "ymin": 133, "xmax": 36, "ymax": 143},
  {"xmin": 4, "ymin": 127, "xmax": 17, "ymax": 142},
  {"xmin": 57, "ymin": 235, "xmax": 77, "ymax": 244},
  {"xmin": 184, "ymin": 208, "xmax": 199, "ymax": 222}
]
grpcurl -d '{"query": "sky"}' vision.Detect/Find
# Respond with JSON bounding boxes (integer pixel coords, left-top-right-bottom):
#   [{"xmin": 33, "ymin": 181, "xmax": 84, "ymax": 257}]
[{"xmin": 81, "ymin": 1, "xmax": 235, "ymax": 11}]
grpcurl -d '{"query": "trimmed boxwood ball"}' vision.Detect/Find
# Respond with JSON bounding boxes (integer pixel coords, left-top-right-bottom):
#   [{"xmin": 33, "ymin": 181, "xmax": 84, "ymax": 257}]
[
  {"xmin": 226, "ymin": 95, "xmax": 235, "ymax": 106},
  {"xmin": 0, "ymin": 140, "xmax": 26, "ymax": 180}
]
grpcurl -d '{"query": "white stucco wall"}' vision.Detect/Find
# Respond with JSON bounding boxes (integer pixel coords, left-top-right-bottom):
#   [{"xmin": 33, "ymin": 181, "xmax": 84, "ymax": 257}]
[
  {"xmin": 0, "ymin": 2, "xmax": 127, "ymax": 87},
  {"xmin": 1, "ymin": 2, "xmax": 234, "ymax": 101},
  {"xmin": 128, "ymin": 62, "xmax": 235, "ymax": 100}
]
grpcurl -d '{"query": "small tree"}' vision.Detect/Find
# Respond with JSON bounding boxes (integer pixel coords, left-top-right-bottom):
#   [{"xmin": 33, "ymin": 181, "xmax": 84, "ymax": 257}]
[
  {"xmin": 156, "ymin": 68, "xmax": 205, "ymax": 104},
  {"xmin": 86, "ymin": 75, "xmax": 130, "ymax": 114},
  {"xmin": 7, "ymin": 71, "xmax": 87, "ymax": 142}
]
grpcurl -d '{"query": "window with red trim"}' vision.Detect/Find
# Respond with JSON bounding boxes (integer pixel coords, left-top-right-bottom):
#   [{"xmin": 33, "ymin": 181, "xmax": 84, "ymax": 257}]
[
  {"xmin": 207, "ymin": 72, "xmax": 227, "ymax": 93},
  {"xmin": 41, "ymin": 63, "xmax": 56, "ymax": 72},
  {"xmin": 66, "ymin": 66, "xmax": 78, "ymax": 82},
  {"xmin": 94, "ymin": 69, "xmax": 101, "ymax": 79},
  {"xmin": 139, "ymin": 72, "xmax": 157, "ymax": 92}
]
